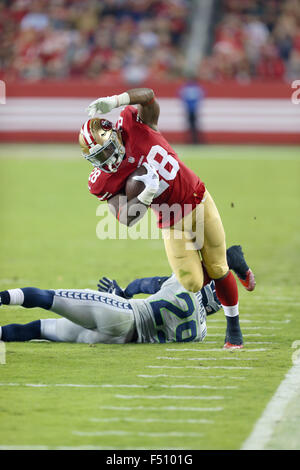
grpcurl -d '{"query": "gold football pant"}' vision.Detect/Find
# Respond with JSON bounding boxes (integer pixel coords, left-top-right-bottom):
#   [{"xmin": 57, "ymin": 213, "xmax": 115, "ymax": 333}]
[{"xmin": 162, "ymin": 190, "xmax": 229, "ymax": 292}]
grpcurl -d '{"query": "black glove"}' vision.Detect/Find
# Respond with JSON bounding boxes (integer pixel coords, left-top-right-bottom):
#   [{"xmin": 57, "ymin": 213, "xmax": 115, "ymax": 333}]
[{"xmin": 97, "ymin": 277, "xmax": 128, "ymax": 298}]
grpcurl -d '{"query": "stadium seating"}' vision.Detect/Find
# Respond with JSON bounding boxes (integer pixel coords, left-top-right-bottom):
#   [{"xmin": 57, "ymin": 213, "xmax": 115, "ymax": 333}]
[{"xmin": 1, "ymin": 0, "xmax": 299, "ymax": 83}]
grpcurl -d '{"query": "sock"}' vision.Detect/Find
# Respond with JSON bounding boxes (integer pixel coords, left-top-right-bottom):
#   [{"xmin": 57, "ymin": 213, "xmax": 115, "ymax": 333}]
[
  {"xmin": 225, "ymin": 314, "xmax": 242, "ymax": 338},
  {"xmin": 8, "ymin": 289, "xmax": 25, "ymax": 305},
  {"xmin": 223, "ymin": 303, "xmax": 241, "ymax": 338},
  {"xmin": 0, "ymin": 288, "xmax": 54, "ymax": 309},
  {"xmin": 222, "ymin": 304, "xmax": 239, "ymax": 317},
  {"xmin": 0, "ymin": 291, "xmax": 12, "ymax": 305},
  {"xmin": 214, "ymin": 272, "xmax": 242, "ymax": 344},
  {"xmin": 214, "ymin": 271, "xmax": 239, "ymax": 307},
  {"xmin": 1, "ymin": 320, "xmax": 41, "ymax": 342},
  {"xmin": 1, "ymin": 289, "xmax": 25, "ymax": 305},
  {"xmin": 21, "ymin": 288, "xmax": 54, "ymax": 309}
]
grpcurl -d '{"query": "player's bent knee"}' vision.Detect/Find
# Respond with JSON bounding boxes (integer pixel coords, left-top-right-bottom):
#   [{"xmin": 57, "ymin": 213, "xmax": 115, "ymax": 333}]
[
  {"xmin": 206, "ymin": 263, "xmax": 228, "ymax": 280},
  {"xmin": 177, "ymin": 272, "xmax": 203, "ymax": 293}
]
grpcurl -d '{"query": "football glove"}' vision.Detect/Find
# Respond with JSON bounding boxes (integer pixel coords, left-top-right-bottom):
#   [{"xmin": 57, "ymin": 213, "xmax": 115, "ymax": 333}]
[
  {"xmin": 201, "ymin": 281, "xmax": 221, "ymax": 315},
  {"xmin": 133, "ymin": 162, "xmax": 160, "ymax": 206},
  {"xmin": 86, "ymin": 93, "xmax": 130, "ymax": 117},
  {"xmin": 97, "ymin": 277, "xmax": 128, "ymax": 298}
]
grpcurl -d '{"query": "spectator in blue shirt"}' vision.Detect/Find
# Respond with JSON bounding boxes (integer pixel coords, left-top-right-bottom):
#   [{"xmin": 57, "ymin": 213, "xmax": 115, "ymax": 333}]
[{"xmin": 179, "ymin": 75, "xmax": 205, "ymax": 144}]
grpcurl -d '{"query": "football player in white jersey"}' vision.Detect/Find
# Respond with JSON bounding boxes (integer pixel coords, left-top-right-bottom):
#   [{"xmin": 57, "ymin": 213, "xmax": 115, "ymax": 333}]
[
  {"xmin": 0, "ymin": 246, "xmax": 254, "ymax": 347},
  {"xmin": 0, "ymin": 274, "xmax": 207, "ymax": 345}
]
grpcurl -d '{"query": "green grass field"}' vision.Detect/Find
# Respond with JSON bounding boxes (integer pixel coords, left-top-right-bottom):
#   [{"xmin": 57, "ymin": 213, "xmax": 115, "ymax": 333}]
[{"xmin": 0, "ymin": 143, "xmax": 300, "ymax": 451}]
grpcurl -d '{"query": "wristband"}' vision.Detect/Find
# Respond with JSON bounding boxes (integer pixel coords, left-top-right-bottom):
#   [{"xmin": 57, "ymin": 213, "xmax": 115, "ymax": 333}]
[{"xmin": 116, "ymin": 92, "xmax": 130, "ymax": 108}]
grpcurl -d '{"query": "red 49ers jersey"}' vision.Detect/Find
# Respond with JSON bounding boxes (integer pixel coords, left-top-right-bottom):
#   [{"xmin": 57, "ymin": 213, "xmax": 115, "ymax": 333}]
[{"xmin": 88, "ymin": 106, "xmax": 205, "ymax": 228}]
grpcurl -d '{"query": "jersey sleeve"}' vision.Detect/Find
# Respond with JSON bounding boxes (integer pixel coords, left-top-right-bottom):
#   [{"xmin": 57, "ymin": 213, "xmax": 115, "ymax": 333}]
[
  {"xmin": 88, "ymin": 168, "xmax": 114, "ymax": 201},
  {"xmin": 124, "ymin": 276, "xmax": 170, "ymax": 298},
  {"xmin": 117, "ymin": 105, "xmax": 139, "ymax": 137}
]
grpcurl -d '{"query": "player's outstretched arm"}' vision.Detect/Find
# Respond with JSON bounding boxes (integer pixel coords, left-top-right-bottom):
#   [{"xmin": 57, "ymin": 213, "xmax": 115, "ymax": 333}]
[
  {"xmin": 124, "ymin": 276, "xmax": 170, "ymax": 298},
  {"xmin": 86, "ymin": 88, "xmax": 160, "ymax": 130},
  {"xmin": 97, "ymin": 276, "xmax": 170, "ymax": 298}
]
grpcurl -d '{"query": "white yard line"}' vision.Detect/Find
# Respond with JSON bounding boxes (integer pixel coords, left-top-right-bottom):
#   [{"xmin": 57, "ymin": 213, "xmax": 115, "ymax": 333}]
[
  {"xmin": 73, "ymin": 430, "xmax": 203, "ymax": 437},
  {"xmin": 250, "ymin": 300, "xmax": 300, "ymax": 306},
  {"xmin": 208, "ymin": 333, "xmax": 275, "ymax": 337},
  {"xmin": 248, "ymin": 295, "xmax": 300, "ymax": 301},
  {"xmin": 114, "ymin": 394, "xmax": 224, "ymax": 400},
  {"xmin": 208, "ymin": 326, "xmax": 279, "ymax": 330},
  {"xmin": 0, "ymin": 382, "xmax": 145, "ymax": 388},
  {"xmin": 100, "ymin": 405, "xmax": 224, "ymax": 412},
  {"xmin": 241, "ymin": 362, "xmax": 300, "ymax": 450},
  {"xmin": 156, "ymin": 356, "xmax": 257, "ymax": 361},
  {"xmin": 208, "ymin": 319, "xmax": 289, "ymax": 324},
  {"xmin": 0, "ymin": 382, "xmax": 235, "ymax": 390},
  {"xmin": 137, "ymin": 374, "xmax": 246, "ymax": 379},
  {"xmin": 147, "ymin": 365, "xmax": 253, "ymax": 370},
  {"xmin": 165, "ymin": 348, "xmax": 268, "ymax": 352},
  {"xmin": 158, "ymin": 384, "xmax": 238, "ymax": 389},
  {"xmin": 89, "ymin": 417, "xmax": 214, "ymax": 424}
]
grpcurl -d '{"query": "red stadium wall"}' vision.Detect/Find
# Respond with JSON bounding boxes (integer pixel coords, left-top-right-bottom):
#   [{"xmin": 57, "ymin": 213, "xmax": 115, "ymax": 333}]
[{"xmin": 1, "ymin": 79, "xmax": 299, "ymax": 145}]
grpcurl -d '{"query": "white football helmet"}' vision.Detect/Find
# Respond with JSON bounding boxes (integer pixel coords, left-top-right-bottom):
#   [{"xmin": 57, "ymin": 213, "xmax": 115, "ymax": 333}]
[{"xmin": 79, "ymin": 118, "xmax": 125, "ymax": 173}]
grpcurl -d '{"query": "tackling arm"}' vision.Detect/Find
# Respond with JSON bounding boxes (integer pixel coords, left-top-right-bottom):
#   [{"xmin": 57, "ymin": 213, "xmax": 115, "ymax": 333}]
[
  {"xmin": 97, "ymin": 276, "xmax": 222, "ymax": 315},
  {"xmin": 124, "ymin": 276, "xmax": 170, "ymax": 298},
  {"xmin": 97, "ymin": 276, "xmax": 170, "ymax": 299}
]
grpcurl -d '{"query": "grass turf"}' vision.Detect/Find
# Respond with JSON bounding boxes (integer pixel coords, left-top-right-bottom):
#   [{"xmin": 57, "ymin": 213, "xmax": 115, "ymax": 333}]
[{"xmin": 0, "ymin": 143, "xmax": 299, "ymax": 450}]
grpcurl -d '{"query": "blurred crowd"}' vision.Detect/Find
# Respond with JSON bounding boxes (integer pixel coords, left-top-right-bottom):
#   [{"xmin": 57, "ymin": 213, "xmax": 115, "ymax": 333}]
[
  {"xmin": 0, "ymin": 0, "xmax": 189, "ymax": 83},
  {"xmin": 200, "ymin": 0, "xmax": 300, "ymax": 82},
  {"xmin": 0, "ymin": 0, "xmax": 299, "ymax": 83}
]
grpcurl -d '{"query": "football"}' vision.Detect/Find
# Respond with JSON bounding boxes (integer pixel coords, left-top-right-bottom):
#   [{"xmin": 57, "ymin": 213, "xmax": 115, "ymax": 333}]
[{"xmin": 125, "ymin": 165, "xmax": 147, "ymax": 201}]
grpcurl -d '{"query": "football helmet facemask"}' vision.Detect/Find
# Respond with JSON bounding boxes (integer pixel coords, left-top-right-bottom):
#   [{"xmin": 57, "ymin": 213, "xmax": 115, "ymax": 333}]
[{"xmin": 79, "ymin": 118, "xmax": 125, "ymax": 173}]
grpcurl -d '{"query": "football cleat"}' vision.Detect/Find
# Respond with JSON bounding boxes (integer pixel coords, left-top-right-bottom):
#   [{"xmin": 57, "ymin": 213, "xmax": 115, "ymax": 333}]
[
  {"xmin": 238, "ymin": 268, "xmax": 256, "ymax": 292},
  {"xmin": 226, "ymin": 245, "xmax": 256, "ymax": 291},
  {"xmin": 223, "ymin": 323, "xmax": 244, "ymax": 350},
  {"xmin": 223, "ymin": 342, "xmax": 244, "ymax": 350}
]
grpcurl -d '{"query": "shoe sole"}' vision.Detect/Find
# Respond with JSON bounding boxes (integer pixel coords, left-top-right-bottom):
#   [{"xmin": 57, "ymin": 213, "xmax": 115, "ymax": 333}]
[
  {"xmin": 223, "ymin": 342, "xmax": 244, "ymax": 350},
  {"xmin": 238, "ymin": 269, "xmax": 256, "ymax": 291}
]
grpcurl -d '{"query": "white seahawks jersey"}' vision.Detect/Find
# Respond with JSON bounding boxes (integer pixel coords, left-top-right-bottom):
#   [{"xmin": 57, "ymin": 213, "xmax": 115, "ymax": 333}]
[{"xmin": 130, "ymin": 274, "xmax": 207, "ymax": 343}]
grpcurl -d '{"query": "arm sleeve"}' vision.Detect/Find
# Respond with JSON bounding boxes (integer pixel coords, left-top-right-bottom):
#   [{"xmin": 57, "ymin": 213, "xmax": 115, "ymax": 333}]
[{"xmin": 124, "ymin": 276, "xmax": 170, "ymax": 298}]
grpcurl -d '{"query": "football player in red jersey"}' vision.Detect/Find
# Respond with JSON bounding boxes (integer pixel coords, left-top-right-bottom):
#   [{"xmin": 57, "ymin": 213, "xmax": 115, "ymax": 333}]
[{"xmin": 79, "ymin": 88, "xmax": 255, "ymax": 349}]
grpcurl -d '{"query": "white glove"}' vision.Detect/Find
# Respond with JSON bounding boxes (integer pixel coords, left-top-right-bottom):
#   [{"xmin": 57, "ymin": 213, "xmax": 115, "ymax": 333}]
[
  {"xmin": 133, "ymin": 162, "xmax": 160, "ymax": 206},
  {"xmin": 86, "ymin": 92, "xmax": 130, "ymax": 117}
]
